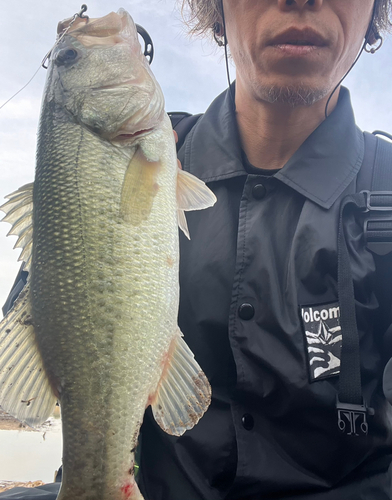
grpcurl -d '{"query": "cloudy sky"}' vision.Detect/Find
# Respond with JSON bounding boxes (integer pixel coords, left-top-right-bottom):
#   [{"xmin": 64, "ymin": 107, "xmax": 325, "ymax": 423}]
[{"xmin": 0, "ymin": 0, "xmax": 392, "ymax": 309}]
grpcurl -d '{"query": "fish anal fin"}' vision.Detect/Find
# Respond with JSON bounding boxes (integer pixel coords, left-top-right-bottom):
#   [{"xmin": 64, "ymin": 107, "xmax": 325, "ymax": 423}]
[
  {"xmin": 120, "ymin": 147, "xmax": 161, "ymax": 225},
  {"xmin": 0, "ymin": 284, "xmax": 57, "ymax": 428},
  {"xmin": 151, "ymin": 329, "xmax": 211, "ymax": 436}
]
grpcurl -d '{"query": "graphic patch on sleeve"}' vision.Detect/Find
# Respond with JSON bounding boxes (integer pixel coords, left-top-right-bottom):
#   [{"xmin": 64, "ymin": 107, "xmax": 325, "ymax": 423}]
[{"xmin": 301, "ymin": 302, "xmax": 342, "ymax": 381}]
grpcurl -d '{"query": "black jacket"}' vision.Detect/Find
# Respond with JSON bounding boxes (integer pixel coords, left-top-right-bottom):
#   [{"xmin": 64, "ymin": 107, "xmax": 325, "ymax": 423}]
[{"xmin": 138, "ymin": 87, "xmax": 392, "ymax": 500}]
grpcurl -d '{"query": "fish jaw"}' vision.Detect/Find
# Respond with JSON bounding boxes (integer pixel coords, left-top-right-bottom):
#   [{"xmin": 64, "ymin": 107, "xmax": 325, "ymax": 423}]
[{"xmin": 49, "ymin": 9, "xmax": 165, "ymax": 143}]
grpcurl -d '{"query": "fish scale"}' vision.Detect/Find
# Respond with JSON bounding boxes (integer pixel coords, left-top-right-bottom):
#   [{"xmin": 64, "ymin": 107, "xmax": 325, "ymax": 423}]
[{"xmin": 0, "ymin": 8, "xmax": 215, "ymax": 500}]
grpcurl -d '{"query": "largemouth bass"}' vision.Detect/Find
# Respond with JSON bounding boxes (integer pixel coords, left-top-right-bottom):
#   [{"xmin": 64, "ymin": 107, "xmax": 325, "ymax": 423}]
[{"xmin": 0, "ymin": 9, "xmax": 215, "ymax": 500}]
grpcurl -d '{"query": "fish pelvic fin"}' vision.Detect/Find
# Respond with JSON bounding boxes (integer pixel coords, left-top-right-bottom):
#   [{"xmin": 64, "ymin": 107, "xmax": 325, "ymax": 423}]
[
  {"xmin": 176, "ymin": 169, "xmax": 216, "ymax": 239},
  {"xmin": 0, "ymin": 183, "xmax": 34, "ymax": 272},
  {"xmin": 120, "ymin": 146, "xmax": 161, "ymax": 225},
  {"xmin": 0, "ymin": 284, "xmax": 57, "ymax": 428},
  {"xmin": 151, "ymin": 328, "xmax": 211, "ymax": 436},
  {"xmin": 177, "ymin": 209, "xmax": 190, "ymax": 240}
]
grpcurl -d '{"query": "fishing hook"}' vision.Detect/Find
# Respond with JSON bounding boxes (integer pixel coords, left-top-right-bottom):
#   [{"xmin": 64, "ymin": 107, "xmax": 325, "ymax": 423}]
[{"xmin": 78, "ymin": 4, "xmax": 88, "ymax": 18}]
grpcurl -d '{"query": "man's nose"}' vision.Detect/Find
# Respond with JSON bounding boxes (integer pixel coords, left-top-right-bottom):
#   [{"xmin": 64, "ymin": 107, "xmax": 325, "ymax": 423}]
[{"xmin": 278, "ymin": 0, "xmax": 323, "ymax": 10}]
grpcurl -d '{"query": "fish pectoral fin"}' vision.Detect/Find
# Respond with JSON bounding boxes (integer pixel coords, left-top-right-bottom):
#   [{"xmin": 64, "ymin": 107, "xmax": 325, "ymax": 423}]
[
  {"xmin": 176, "ymin": 169, "xmax": 216, "ymax": 239},
  {"xmin": 120, "ymin": 146, "xmax": 161, "ymax": 225},
  {"xmin": 0, "ymin": 284, "xmax": 57, "ymax": 428},
  {"xmin": 151, "ymin": 328, "xmax": 211, "ymax": 436},
  {"xmin": 176, "ymin": 168, "xmax": 217, "ymax": 211},
  {"xmin": 0, "ymin": 183, "xmax": 34, "ymax": 272}
]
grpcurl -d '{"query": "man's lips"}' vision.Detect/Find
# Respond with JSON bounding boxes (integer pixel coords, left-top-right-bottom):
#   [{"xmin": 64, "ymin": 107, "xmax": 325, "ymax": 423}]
[{"xmin": 268, "ymin": 27, "xmax": 328, "ymax": 47}]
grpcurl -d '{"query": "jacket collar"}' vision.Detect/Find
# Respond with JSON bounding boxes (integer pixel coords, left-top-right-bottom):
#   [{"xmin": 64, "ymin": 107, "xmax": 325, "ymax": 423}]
[{"xmin": 181, "ymin": 86, "xmax": 364, "ymax": 209}]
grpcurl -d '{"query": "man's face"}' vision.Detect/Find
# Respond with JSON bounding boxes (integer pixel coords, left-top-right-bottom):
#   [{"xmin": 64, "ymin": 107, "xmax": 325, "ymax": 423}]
[{"xmin": 224, "ymin": 0, "xmax": 375, "ymax": 106}]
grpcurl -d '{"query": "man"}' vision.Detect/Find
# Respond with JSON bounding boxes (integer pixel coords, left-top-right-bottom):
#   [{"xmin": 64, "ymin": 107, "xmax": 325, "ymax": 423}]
[
  {"xmin": 137, "ymin": 1, "xmax": 392, "ymax": 499},
  {"xmin": 1, "ymin": 1, "xmax": 392, "ymax": 500}
]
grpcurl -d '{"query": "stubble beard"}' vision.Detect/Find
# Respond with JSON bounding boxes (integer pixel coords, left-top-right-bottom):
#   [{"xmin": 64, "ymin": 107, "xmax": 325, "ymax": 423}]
[{"xmin": 255, "ymin": 83, "xmax": 330, "ymax": 107}]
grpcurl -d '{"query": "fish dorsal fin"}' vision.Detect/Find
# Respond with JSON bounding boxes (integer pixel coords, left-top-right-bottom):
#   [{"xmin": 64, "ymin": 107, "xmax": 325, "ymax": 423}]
[
  {"xmin": 120, "ymin": 147, "xmax": 161, "ymax": 225},
  {"xmin": 0, "ymin": 284, "xmax": 57, "ymax": 428},
  {"xmin": 176, "ymin": 169, "xmax": 216, "ymax": 239},
  {"xmin": 150, "ymin": 329, "xmax": 211, "ymax": 436},
  {"xmin": 0, "ymin": 183, "xmax": 34, "ymax": 272}
]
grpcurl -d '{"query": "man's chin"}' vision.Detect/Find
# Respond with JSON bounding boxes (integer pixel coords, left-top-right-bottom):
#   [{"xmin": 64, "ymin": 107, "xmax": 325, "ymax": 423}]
[{"xmin": 255, "ymin": 83, "xmax": 330, "ymax": 108}]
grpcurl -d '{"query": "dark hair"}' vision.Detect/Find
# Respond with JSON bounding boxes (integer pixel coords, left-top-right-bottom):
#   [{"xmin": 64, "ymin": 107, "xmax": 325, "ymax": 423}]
[
  {"xmin": 374, "ymin": 0, "xmax": 392, "ymax": 35},
  {"xmin": 181, "ymin": 0, "xmax": 392, "ymax": 40}
]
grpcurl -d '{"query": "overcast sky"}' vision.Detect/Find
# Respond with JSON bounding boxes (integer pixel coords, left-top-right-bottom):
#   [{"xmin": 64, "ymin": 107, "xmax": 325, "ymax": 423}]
[{"xmin": 0, "ymin": 1, "xmax": 392, "ymax": 309}]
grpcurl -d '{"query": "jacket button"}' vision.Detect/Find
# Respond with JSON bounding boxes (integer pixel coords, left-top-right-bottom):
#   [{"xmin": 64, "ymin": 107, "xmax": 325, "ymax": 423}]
[
  {"xmin": 238, "ymin": 303, "xmax": 255, "ymax": 320},
  {"xmin": 252, "ymin": 184, "xmax": 267, "ymax": 200},
  {"xmin": 242, "ymin": 413, "xmax": 254, "ymax": 431}
]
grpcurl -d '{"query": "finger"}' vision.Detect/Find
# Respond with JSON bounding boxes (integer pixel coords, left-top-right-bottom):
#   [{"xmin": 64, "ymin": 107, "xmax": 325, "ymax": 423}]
[{"xmin": 173, "ymin": 130, "xmax": 178, "ymax": 143}]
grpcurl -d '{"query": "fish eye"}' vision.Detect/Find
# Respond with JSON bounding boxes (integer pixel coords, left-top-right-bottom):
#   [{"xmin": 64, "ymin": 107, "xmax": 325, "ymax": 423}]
[{"xmin": 55, "ymin": 48, "xmax": 79, "ymax": 66}]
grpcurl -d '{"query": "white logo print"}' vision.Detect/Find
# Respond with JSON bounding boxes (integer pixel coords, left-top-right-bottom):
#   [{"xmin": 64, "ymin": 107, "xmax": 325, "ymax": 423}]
[{"xmin": 301, "ymin": 303, "xmax": 342, "ymax": 381}]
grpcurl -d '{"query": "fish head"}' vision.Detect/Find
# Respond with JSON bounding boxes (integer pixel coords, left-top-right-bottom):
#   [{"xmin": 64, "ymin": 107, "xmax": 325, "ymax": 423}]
[{"xmin": 48, "ymin": 9, "xmax": 165, "ymax": 144}]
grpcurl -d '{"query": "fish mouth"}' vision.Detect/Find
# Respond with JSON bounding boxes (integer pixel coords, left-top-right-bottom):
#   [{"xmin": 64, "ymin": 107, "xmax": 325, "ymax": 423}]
[
  {"xmin": 111, "ymin": 108, "xmax": 165, "ymax": 144},
  {"xmin": 112, "ymin": 127, "xmax": 155, "ymax": 143}
]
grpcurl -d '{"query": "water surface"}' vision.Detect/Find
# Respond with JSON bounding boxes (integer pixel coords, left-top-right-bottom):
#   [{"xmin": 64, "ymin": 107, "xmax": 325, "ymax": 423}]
[{"xmin": 0, "ymin": 419, "xmax": 62, "ymax": 483}]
